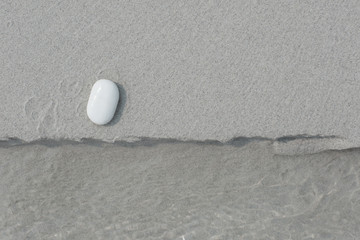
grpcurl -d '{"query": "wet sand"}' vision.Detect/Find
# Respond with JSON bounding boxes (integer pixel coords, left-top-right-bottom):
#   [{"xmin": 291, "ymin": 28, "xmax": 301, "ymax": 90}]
[{"xmin": 1, "ymin": 141, "xmax": 359, "ymax": 239}]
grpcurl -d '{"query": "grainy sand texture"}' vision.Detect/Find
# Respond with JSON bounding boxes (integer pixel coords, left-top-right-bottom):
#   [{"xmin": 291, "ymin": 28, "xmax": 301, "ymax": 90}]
[
  {"xmin": 1, "ymin": 0, "xmax": 360, "ymax": 146},
  {"xmin": 2, "ymin": 1, "xmax": 360, "ymax": 239}
]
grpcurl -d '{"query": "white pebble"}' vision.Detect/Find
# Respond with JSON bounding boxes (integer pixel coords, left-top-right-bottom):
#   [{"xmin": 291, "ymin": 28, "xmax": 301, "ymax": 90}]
[{"xmin": 87, "ymin": 79, "xmax": 119, "ymax": 125}]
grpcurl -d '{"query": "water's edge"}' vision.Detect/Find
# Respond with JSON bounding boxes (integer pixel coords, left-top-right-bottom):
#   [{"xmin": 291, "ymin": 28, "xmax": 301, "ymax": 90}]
[{"xmin": 0, "ymin": 135, "xmax": 356, "ymax": 155}]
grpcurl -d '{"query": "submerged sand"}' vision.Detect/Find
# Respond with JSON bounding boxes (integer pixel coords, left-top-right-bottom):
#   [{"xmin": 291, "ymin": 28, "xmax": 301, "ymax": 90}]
[{"xmin": 1, "ymin": 141, "xmax": 359, "ymax": 239}]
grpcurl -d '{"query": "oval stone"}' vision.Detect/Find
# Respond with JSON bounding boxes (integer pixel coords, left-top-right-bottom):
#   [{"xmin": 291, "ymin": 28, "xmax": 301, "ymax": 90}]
[{"xmin": 87, "ymin": 79, "xmax": 119, "ymax": 125}]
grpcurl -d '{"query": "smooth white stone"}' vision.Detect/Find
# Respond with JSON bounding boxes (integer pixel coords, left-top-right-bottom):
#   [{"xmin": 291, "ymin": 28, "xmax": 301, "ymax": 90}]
[{"xmin": 87, "ymin": 79, "xmax": 119, "ymax": 125}]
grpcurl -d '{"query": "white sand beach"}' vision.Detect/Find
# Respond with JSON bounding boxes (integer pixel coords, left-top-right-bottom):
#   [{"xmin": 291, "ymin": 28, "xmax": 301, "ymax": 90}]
[
  {"xmin": 1, "ymin": 1, "xmax": 360, "ymax": 146},
  {"xmin": 1, "ymin": 1, "xmax": 360, "ymax": 239}
]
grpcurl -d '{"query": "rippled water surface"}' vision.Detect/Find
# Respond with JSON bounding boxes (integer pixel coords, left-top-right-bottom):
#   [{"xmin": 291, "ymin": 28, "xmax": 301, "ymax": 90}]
[{"xmin": 0, "ymin": 141, "xmax": 359, "ymax": 239}]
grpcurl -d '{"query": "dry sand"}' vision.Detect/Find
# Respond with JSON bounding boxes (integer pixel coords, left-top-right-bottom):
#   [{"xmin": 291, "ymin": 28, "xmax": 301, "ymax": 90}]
[{"xmin": 1, "ymin": 1, "xmax": 360, "ymax": 148}]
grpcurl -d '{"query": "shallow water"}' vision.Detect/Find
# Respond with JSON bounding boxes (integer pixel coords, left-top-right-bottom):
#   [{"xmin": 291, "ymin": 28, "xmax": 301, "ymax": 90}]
[{"xmin": 0, "ymin": 141, "xmax": 359, "ymax": 239}]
